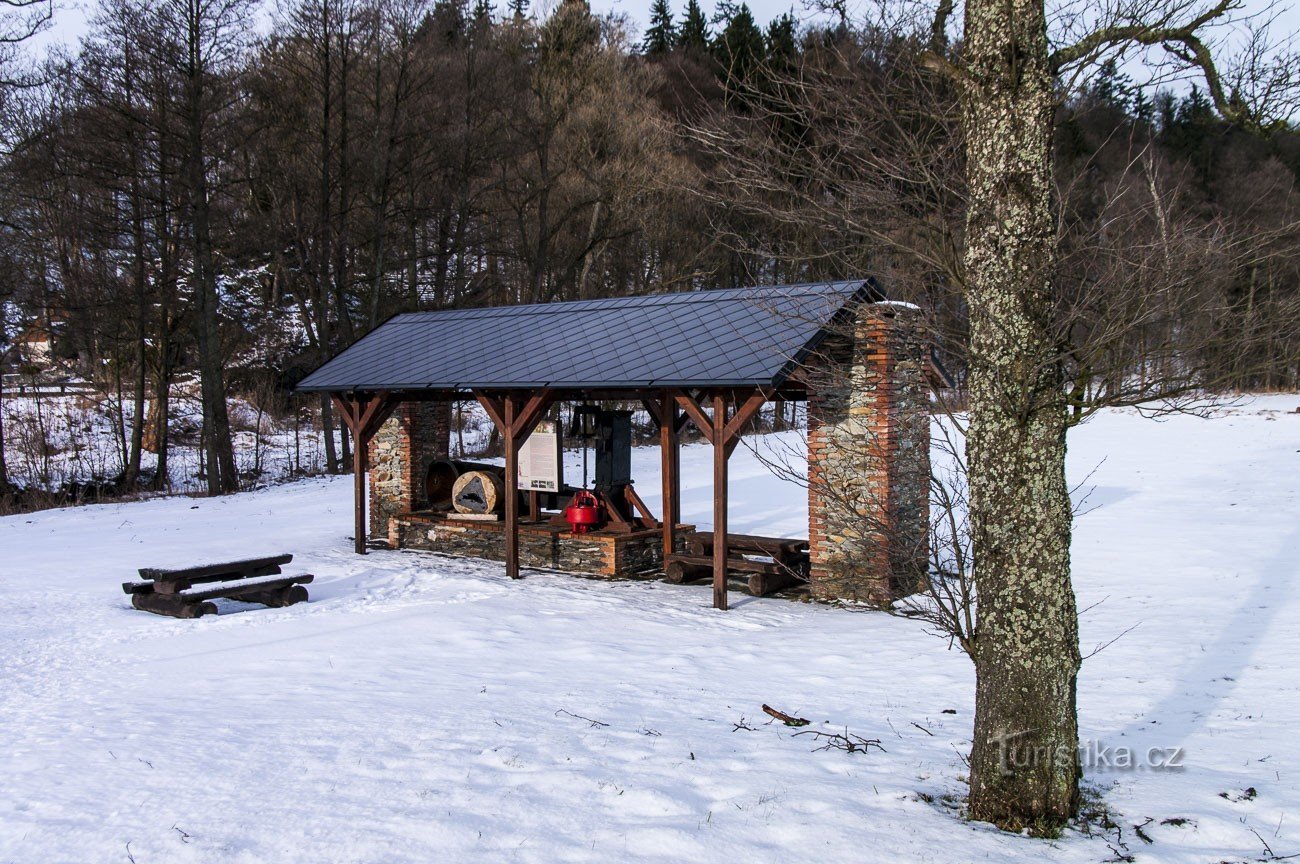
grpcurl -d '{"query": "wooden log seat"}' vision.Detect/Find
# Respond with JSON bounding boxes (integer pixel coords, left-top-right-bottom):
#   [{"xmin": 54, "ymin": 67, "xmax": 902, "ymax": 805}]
[
  {"xmin": 665, "ymin": 532, "xmax": 810, "ymax": 597},
  {"xmin": 123, "ymin": 554, "xmax": 313, "ymax": 618},
  {"xmin": 688, "ymin": 532, "xmax": 809, "ymax": 559}
]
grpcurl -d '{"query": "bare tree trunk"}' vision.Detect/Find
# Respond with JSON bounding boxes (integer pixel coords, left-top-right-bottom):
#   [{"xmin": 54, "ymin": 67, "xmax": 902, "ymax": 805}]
[
  {"xmin": 960, "ymin": 0, "xmax": 1081, "ymax": 833},
  {"xmin": 125, "ymin": 149, "xmax": 148, "ymax": 489},
  {"xmin": 317, "ymin": 0, "xmax": 339, "ymax": 475},
  {"xmin": 186, "ymin": 130, "xmax": 238, "ymax": 494},
  {"xmin": 0, "ymin": 378, "xmax": 9, "ymax": 495},
  {"xmin": 180, "ymin": 2, "xmax": 238, "ymax": 495}
]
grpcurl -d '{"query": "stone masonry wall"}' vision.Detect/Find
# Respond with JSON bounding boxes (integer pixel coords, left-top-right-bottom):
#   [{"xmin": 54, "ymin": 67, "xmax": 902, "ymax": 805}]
[
  {"xmin": 391, "ymin": 516, "xmax": 677, "ymax": 578},
  {"xmin": 807, "ymin": 304, "xmax": 930, "ymax": 605},
  {"xmin": 369, "ymin": 401, "xmax": 450, "ymax": 541}
]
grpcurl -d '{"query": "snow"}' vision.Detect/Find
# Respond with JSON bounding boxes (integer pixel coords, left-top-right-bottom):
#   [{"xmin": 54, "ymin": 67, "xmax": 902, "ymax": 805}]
[
  {"xmin": 0, "ymin": 383, "xmax": 341, "ymax": 493},
  {"xmin": 1, "ymin": 395, "xmax": 1298, "ymax": 862}
]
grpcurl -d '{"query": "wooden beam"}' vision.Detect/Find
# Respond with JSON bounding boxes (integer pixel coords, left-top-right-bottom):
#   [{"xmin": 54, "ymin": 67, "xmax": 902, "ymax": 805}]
[
  {"xmin": 360, "ymin": 393, "xmax": 399, "ymax": 440},
  {"xmin": 721, "ymin": 390, "xmax": 767, "ymax": 453},
  {"xmin": 624, "ymin": 484, "xmax": 659, "ymax": 529},
  {"xmin": 674, "ymin": 390, "xmax": 715, "ymax": 445},
  {"xmin": 472, "ymin": 389, "xmax": 551, "ymax": 581},
  {"xmin": 712, "ymin": 392, "xmax": 728, "ymax": 611},
  {"xmin": 643, "ymin": 396, "xmax": 690, "ymax": 434},
  {"xmin": 640, "ymin": 397, "xmax": 663, "ymax": 428},
  {"xmin": 659, "ymin": 390, "xmax": 679, "ymax": 565},
  {"xmin": 475, "ymin": 392, "xmax": 506, "ymax": 432},
  {"xmin": 353, "ymin": 422, "xmax": 369, "ymax": 554},
  {"xmin": 510, "ymin": 390, "xmax": 554, "ymax": 439},
  {"xmin": 503, "ymin": 395, "xmax": 520, "ymax": 579},
  {"xmin": 331, "ymin": 392, "xmax": 399, "ymax": 555},
  {"xmin": 331, "ymin": 394, "xmax": 360, "ymax": 434}
]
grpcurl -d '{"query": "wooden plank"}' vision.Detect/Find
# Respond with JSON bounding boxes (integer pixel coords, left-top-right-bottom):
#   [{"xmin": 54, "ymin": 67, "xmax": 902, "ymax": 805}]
[
  {"xmin": 137, "ymin": 554, "xmax": 293, "ymax": 582},
  {"xmin": 180, "ymin": 573, "xmax": 314, "ymax": 603},
  {"xmin": 151, "ymin": 563, "xmax": 285, "ymax": 594}
]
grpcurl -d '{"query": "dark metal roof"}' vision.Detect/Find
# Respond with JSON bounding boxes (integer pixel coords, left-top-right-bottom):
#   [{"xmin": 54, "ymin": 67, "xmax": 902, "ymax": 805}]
[{"xmin": 296, "ymin": 280, "xmax": 884, "ymax": 393}]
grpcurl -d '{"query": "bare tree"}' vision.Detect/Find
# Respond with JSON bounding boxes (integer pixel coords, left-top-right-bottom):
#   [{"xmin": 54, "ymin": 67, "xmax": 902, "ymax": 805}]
[{"xmin": 692, "ymin": 11, "xmax": 1299, "ymax": 832}]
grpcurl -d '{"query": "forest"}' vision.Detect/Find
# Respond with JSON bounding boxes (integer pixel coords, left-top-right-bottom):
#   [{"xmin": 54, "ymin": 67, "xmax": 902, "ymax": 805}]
[{"xmin": 0, "ymin": 0, "xmax": 1296, "ymax": 498}]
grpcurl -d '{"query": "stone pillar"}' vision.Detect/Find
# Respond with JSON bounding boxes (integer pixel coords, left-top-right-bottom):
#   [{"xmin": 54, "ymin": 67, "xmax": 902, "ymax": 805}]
[
  {"xmin": 807, "ymin": 303, "xmax": 930, "ymax": 605},
  {"xmin": 369, "ymin": 400, "xmax": 451, "ymax": 545}
]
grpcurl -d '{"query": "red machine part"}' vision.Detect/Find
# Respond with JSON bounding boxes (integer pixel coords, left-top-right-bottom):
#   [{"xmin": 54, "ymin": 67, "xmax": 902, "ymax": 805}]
[{"xmin": 563, "ymin": 490, "xmax": 603, "ymax": 534}]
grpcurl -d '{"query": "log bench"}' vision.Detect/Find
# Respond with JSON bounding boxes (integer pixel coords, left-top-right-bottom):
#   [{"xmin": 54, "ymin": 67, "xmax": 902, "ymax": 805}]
[
  {"xmin": 666, "ymin": 533, "xmax": 810, "ymax": 596},
  {"xmin": 688, "ymin": 531, "xmax": 809, "ymax": 560},
  {"xmin": 122, "ymin": 554, "xmax": 313, "ymax": 618}
]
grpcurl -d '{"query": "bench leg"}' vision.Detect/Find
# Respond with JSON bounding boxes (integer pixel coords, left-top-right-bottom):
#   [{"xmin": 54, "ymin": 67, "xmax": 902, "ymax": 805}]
[
  {"xmin": 132, "ymin": 593, "xmax": 217, "ymax": 619},
  {"xmin": 239, "ymin": 584, "xmax": 309, "ymax": 608}
]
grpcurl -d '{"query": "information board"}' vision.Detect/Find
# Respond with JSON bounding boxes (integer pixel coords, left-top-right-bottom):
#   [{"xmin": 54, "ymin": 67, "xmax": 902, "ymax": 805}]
[{"xmin": 519, "ymin": 420, "xmax": 562, "ymax": 492}]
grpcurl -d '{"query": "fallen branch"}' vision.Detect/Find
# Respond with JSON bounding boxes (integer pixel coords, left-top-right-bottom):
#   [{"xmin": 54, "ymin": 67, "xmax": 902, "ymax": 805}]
[
  {"xmin": 762, "ymin": 704, "xmax": 810, "ymax": 727},
  {"xmin": 793, "ymin": 728, "xmax": 885, "ymax": 755},
  {"xmin": 555, "ymin": 709, "xmax": 608, "ymax": 728}
]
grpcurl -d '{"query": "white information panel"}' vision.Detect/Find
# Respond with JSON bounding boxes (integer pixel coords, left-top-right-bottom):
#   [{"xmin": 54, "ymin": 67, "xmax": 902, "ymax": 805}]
[{"xmin": 519, "ymin": 420, "xmax": 562, "ymax": 492}]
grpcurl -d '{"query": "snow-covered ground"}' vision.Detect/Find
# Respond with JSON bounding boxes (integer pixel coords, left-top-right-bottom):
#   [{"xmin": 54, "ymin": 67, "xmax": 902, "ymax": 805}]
[
  {"xmin": 1, "ymin": 397, "xmax": 1297, "ymax": 863},
  {"xmin": 0, "ymin": 384, "xmax": 340, "ymax": 494}
]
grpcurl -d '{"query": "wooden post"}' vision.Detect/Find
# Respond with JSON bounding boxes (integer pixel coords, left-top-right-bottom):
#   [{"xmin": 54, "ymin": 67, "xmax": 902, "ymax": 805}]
[
  {"xmin": 712, "ymin": 392, "xmax": 728, "ymax": 611},
  {"xmin": 660, "ymin": 390, "xmax": 679, "ymax": 566},
  {"xmin": 672, "ymin": 388, "xmax": 765, "ymax": 611},
  {"xmin": 353, "ymin": 431, "xmax": 367, "ymax": 554},
  {"xmin": 332, "ymin": 392, "xmax": 398, "ymax": 556},
  {"xmin": 503, "ymin": 395, "xmax": 520, "ymax": 579},
  {"xmin": 475, "ymin": 389, "xmax": 553, "ymax": 581}
]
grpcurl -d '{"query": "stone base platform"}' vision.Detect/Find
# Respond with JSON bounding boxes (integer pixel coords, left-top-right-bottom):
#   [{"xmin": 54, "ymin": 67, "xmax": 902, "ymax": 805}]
[{"xmin": 389, "ymin": 512, "xmax": 693, "ymax": 578}]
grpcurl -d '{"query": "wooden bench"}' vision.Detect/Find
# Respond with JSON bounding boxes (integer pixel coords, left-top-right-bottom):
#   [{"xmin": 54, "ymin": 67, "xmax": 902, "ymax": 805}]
[
  {"xmin": 122, "ymin": 554, "xmax": 313, "ymax": 618},
  {"xmin": 666, "ymin": 533, "xmax": 810, "ymax": 597}
]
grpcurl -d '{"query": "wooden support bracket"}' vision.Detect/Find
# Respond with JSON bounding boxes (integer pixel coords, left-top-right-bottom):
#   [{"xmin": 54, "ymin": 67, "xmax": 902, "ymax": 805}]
[
  {"xmin": 472, "ymin": 389, "xmax": 555, "ymax": 580},
  {"xmin": 331, "ymin": 391, "xmax": 401, "ymax": 555}
]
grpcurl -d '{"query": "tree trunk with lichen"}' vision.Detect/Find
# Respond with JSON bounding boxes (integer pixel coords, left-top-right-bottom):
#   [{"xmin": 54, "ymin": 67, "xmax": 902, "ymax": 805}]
[{"xmin": 960, "ymin": 0, "xmax": 1082, "ymax": 834}]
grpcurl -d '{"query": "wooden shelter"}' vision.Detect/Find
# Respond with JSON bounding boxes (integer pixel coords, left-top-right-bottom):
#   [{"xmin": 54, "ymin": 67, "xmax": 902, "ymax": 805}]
[{"xmin": 297, "ymin": 280, "xmax": 934, "ymax": 610}]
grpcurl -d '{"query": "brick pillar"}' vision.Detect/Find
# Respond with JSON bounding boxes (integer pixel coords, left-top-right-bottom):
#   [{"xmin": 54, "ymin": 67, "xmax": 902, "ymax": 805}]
[
  {"xmin": 807, "ymin": 303, "xmax": 930, "ymax": 605},
  {"xmin": 369, "ymin": 400, "xmax": 451, "ymax": 545}
]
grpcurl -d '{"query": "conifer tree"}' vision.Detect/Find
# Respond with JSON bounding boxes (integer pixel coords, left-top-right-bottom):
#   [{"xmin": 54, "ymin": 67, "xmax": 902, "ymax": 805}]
[
  {"xmin": 642, "ymin": 0, "xmax": 677, "ymax": 55},
  {"xmin": 676, "ymin": 0, "xmax": 709, "ymax": 52},
  {"xmin": 713, "ymin": 2, "xmax": 762, "ymax": 84}
]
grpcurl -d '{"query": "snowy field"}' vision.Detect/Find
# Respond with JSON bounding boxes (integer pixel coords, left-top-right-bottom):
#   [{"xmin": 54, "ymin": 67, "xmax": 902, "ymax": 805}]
[{"xmin": 1, "ymin": 397, "xmax": 1298, "ymax": 863}]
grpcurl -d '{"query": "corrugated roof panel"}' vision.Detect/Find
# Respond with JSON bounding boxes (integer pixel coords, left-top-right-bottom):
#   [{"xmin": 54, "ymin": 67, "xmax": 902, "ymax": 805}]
[{"xmin": 295, "ymin": 280, "xmax": 882, "ymax": 392}]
